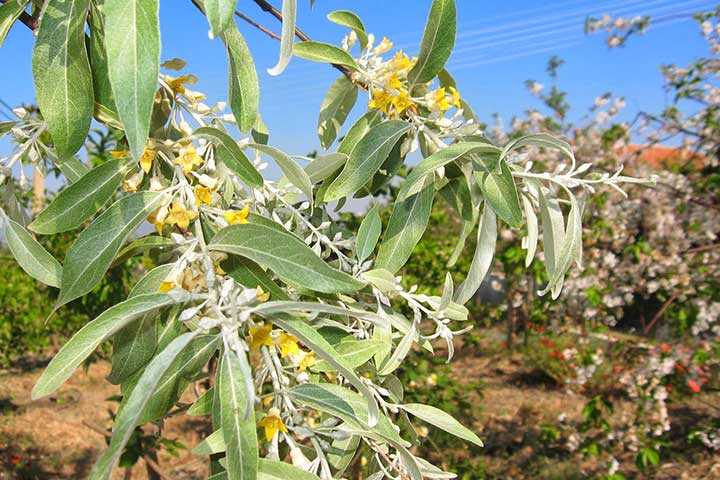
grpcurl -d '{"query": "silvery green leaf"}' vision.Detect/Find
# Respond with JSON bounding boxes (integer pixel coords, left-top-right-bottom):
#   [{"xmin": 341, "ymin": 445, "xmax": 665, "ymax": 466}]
[
  {"xmin": 293, "ymin": 41, "xmax": 358, "ymax": 70},
  {"xmin": 318, "ymin": 75, "xmax": 358, "ymax": 150},
  {"xmin": 305, "ymin": 152, "xmax": 347, "ymax": 184},
  {"xmin": 32, "ymin": 293, "xmax": 186, "ymax": 399},
  {"xmin": 107, "ymin": 312, "xmax": 157, "ymax": 385},
  {"xmin": 338, "ymin": 110, "xmax": 383, "ymax": 155},
  {"xmin": 377, "ymin": 323, "xmax": 416, "ymax": 376},
  {"xmin": 112, "ymin": 235, "xmax": 175, "ymax": 267},
  {"xmin": 269, "ymin": 315, "xmax": 380, "ymax": 426},
  {"xmin": 537, "ymin": 185, "xmax": 565, "ymax": 298},
  {"xmin": 216, "ymin": 347, "xmax": 258, "ymax": 480},
  {"xmin": 327, "ymin": 10, "xmax": 368, "ymax": 48},
  {"xmin": 251, "ymin": 114, "xmax": 270, "ymax": 145},
  {"xmin": 188, "ymin": 387, "xmax": 214, "ymax": 416},
  {"xmin": 137, "ymin": 334, "xmax": 220, "ymax": 423},
  {"xmin": 521, "ymin": 193, "xmax": 538, "ymax": 267},
  {"xmin": 56, "ymin": 157, "xmax": 90, "ymax": 184},
  {"xmin": 400, "ymin": 403, "xmax": 483, "ymax": 447},
  {"xmin": 205, "ymin": 0, "xmax": 236, "ymax": 38},
  {"xmin": 501, "ymin": 133, "xmax": 575, "ymax": 168},
  {"xmin": 57, "ymin": 191, "xmax": 166, "ymax": 307},
  {"xmin": 288, "ymin": 382, "xmax": 402, "ymax": 444},
  {"xmin": 478, "ymin": 160, "xmax": 522, "ymax": 228},
  {"xmin": 416, "ymin": 457, "xmax": 458, "ymax": 479},
  {"xmin": 247, "ymin": 143, "xmax": 312, "ymax": 201},
  {"xmin": 539, "ymin": 192, "xmax": 583, "ymax": 299},
  {"xmin": 447, "ymin": 210, "xmax": 477, "ymax": 268},
  {"xmin": 89, "ymin": 331, "xmax": 199, "ymax": 480},
  {"xmin": 130, "ymin": 264, "xmax": 174, "ymax": 296},
  {"xmin": 32, "ymin": 0, "xmax": 93, "ymax": 158},
  {"xmin": 210, "ymin": 222, "xmax": 365, "ymax": 294},
  {"xmin": 325, "ymin": 120, "xmax": 410, "ymax": 201},
  {"xmin": 408, "ymin": 0, "xmax": 456, "ymax": 84},
  {"xmin": 356, "ymin": 205, "xmax": 382, "ymax": 263},
  {"xmin": 222, "ymin": 256, "xmax": 288, "ymax": 301},
  {"xmin": 88, "ymin": 0, "xmax": 116, "ymax": 113},
  {"xmin": 454, "ymin": 203, "xmax": 497, "ymax": 305},
  {"xmin": 439, "ymin": 272, "xmax": 454, "ymax": 311},
  {"xmin": 257, "ymin": 459, "xmax": 321, "ymax": 480},
  {"xmin": 253, "ymin": 301, "xmax": 384, "ymax": 325},
  {"xmin": 328, "ymin": 435, "xmax": 361, "ymax": 476},
  {"xmin": 267, "ymin": 0, "xmax": 296, "ymax": 75},
  {"xmin": 398, "ymin": 141, "xmax": 500, "ymax": 202},
  {"xmin": 4, "ymin": 215, "xmax": 62, "ymax": 288},
  {"xmin": 313, "ymin": 337, "xmax": 385, "ymax": 372},
  {"xmin": 30, "ymin": 158, "xmax": 133, "ymax": 234},
  {"xmin": 105, "ymin": 0, "xmax": 160, "ymax": 160},
  {"xmin": 375, "ymin": 178, "xmax": 434, "ymax": 274},
  {"xmin": 362, "ymin": 268, "xmax": 396, "ymax": 294},
  {"xmin": 0, "ymin": 0, "xmax": 29, "ymax": 48},
  {"xmin": 222, "ymin": 24, "xmax": 259, "ymax": 132},
  {"xmin": 195, "ymin": 127, "xmax": 263, "ymax": 188},
  {"xmin": 192, "ymin": 429, "xmax": 225, "ymax": 455}
]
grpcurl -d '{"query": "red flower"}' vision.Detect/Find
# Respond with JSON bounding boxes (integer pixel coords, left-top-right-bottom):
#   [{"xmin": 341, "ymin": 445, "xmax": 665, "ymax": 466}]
[
  {"xmin": 701, "ymin": 377, "xmax": 709, "ymax": 383},
  {"xmin": 660, "ymin": 343, "xmax": 671, "ymax": 353},
  {"xmin": 674, "ymin": 363, "xmax": 685, "ymax": 373},
  {"xmin": 666, "ymin": 385, "xmax": 673, "ymax": 392},
  {"xmin": 688, "ymin": 380, "xmax": 701, "ymax": 393},
  {"xmin": 501, "ymin": 342, "xmax": 508, "ymax": 349},
  {"xmin": 11, "ymin": 455, "xmax": 20, "ymax": 465},
  {"xmin": 540, "ymin": 338, "xmax": 555, "ymax": 349}
]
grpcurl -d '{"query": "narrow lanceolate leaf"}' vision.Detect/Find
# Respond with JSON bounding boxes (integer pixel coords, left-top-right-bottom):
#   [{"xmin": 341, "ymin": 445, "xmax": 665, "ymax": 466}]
[
  {"xmin": 88, "ymin": 0, "xmax": 116, "ymax": 113},
  {"xmin": 327, "ymin": 10, "xmax": 368, "ymax": 49},
  {"xmin": 268, "ymin": 315, "xmax": 380, "ymax": 426},
  {"xmin": 195, "ymin": 127, "xmax": 262, "ymax": 188},
  {"xmin": 454, "ymin": 203, "xmax": 497, "ymax": 305},
  {"xmin": 4, "ymin": 216, "xmax": 62, "ymax": 288},
  {"xmin": 56, "ymin": 157, "xmax": 90, "ymax": 184},
  {"xmin": 318, "ymin": 76, "xmax": 358, "ymax": 150},
  {"xmin": 210, "ymin": 222, "xmax": 365, "ymax": 294},
  {"xmin": 377, "ymin": 323, "xmax": 416, "ymax": 376},
  {"xmin": 539, "ymin": 192, "xmax": 583, "ymax": 299},
  {"xmin": 521, "ymin": 194, "xmax": 538, "ymax": 267},
  {"xmin": 375, "ymin": 179, "xmax": 434, "ymax": 273},
  {"xmin": 537, "ymin": 185, "xmax": 565, "ymax": 298},
  {"xmin": 356, "ymin": 205, "xmax": 382, "ymax": 263},
  {"xmin": 58, "ymin": 192, "xmax": 165, "ymax": 307},
  {"xmin": 105, "ymin": 0, "xmax": 160, "ymax": 160},
  {"xmin": 89, "ymin": 332, "xmax": 198, "ymax": 480},
  {"xmin": 400, "ymin": 403, "xmax": 483, "ymax": 447},
  {"xmin": 32, "ymin": 293, "xmax": 185, "ymax": 399},
  {"xmin": 267, "ymin": 0, "xmax": 297, "ymax": 75},
  {"xmin": 338, "ymin": 110, "xmax": 383, "ymax": 155},
  {"xmin": 501, "ymin": 133, "xmax": 575, "ymax": 166},
  {"xmin": 222, "ymin": 25, "xmax": 259, "ymax": 132},
  {"xmin": 247, "ymin": 143, "xmax": 312, "ymax": 201},
  {"xmin": 30, "ymin": 158, "xmax": 133, "ymax": 234},
  {"xmin": 188, "ymin": 387, "xmax": 214, "ymax": 416},
  {"xmin": 305, "ymin": 152, "xmax": 348, "ymax": 184},
  {"xmin": 478, "ymin": 160, "xmax": 522, "ymax": 228},
  {"xmin": 325, "ymin": 120, "xmax": 410, "ymax": 201},
  {"xmin": 289, "ymin": 383, "xmax": 401, "ymax": 443},
  {"xmin": 223, "ymin": 256, "xmax": 288, "ymax": 301},
  {"xmin": 257, "ymin": 459, "xmax": 322, "ymax": 480},
  {"xmin": 107, "ymin": 312, "xmax": 157, "ymax": 385},
  {"xmin": 398, "ymin": 141, "xmax": 501, "ymax": 202},
  {"xmin": 32, "ymin": 0, "xmax": 93, "ymax": 158},
  {"xmin": 312, "ymin": 338, "xmax": 384, "ymax": 372},
  {"xmin": 0, "ymin": 0, "xmax": 30, "ymax": 48},
  {"xmin": 205, "ymin": 0, "xmax": 236, "ymax": 38},
  {"xmin": 112, "ymin": 235, "xmax": 174, "ymax": 267},
  {"xmin": 217, "ymin": 348, "xmax": 259, "ymax": 480},
  {"xmin": 408, "ymin": 0, "xmax": 457, "ymax": 84},
  {"xmin": 192, "ymin": 429, "xmax": 225, "ymax": 455},
  {"xmin": 293, "ymin": 41, "xmax": 359, "ymax": 71}
]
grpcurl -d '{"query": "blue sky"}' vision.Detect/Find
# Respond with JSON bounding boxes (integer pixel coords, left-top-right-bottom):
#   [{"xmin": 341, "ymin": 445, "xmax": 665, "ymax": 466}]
[{"xmin": 0, "ymin": 0, "xmax": 715, "ymax": 159}]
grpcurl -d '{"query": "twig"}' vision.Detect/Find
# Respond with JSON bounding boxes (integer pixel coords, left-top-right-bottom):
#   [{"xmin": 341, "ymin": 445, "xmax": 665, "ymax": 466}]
[
  {"xmin": 0, "ymin": 0, "xmax": 39, "ymax": 31},
  {"xmin": 644, "ymin": 292, "xmax": 680, "ymax": 334},
  {"xmin": 144, "ymin": 456, "xmax": 172, "ymax": 480},
  {"xmin": 83, "ymin": 420, "xmax": 111, "ymax": 439},
  {"xmin": 234, "ymin": 10, "xmax": 281, "ymax": 40},
  {"xmin": 684, "ymin": 242, "xmax": 720, "ymax": 255}
]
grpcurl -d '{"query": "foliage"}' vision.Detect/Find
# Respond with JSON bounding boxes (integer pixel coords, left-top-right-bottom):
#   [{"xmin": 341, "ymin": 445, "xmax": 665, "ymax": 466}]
[{"xmin": 0, "ymin": 1, "xmax": 649, "ymax": 479}]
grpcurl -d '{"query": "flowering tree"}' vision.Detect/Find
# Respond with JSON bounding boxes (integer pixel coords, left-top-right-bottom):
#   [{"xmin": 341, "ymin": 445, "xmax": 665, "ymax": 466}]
[{"xmin": 0, "ymin": 0, "xmax": 647, "ymax": 478}]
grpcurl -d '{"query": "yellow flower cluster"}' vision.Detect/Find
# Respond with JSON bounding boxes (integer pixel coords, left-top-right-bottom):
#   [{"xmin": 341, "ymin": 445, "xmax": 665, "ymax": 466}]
[
  {"xmin": 425, "ymin": 86, "xmax": 461, "ymax": 112},
  {"xmin": 224, "ymin": 205, "xmax": 250, "ymax": 225},
  {"xmin": 247, "ymin": 324, "xmax": 315, "ymax": 370},
  {"xmin": 168, "ymin": 74, "xmax": 206, "ymax": 105}
]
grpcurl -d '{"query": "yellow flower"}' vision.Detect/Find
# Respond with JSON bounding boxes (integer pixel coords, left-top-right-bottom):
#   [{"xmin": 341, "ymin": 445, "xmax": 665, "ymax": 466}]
[
  {"xmin": 368, "ymin": 89, "xmax": 392, "ymax": 114},
  {"xmin": 258, "ymin": 408, "xmax": 287, "ymax": 442},
  {"xmin": 374, "ymin": 37, "xmax": 393, "ymax": 54},
  {"xmin": 155, "ymin": 221, "xmax": 165, "ymax": 234},
  {"xmin": 256, "ymin": 286, "xmax": 270, "ymax": 302},
  {"xmin": 175, "ymin": 144, "xmax": 204, "ymax": 173},
  {"xmin": 159, "ymin": 280, "xmax": 175, "ymax": 293},
  {"xmin": 392, "ymin": 90, "xmax": 413, "ymax": 113},
  {"xmin": 140, "ymin": 148, "xmax": 155, "ymax": 173},
  {"xmin": 386, "ymin": 72, "xmax": 403, "ymax": 90},
  {"xmin": 449, "ymin": 86, "xmax": 461, "ymax": 108},
  {"xmin": 279, "ymin": 332, "xmax": 300, "ymax": 357},
  {"xmin": 224, "ymin": 205, "xmax": 250, "ymax": 225},
  {"xmin": 122, "ymin": 172, "xmax": 142, "ymax": 192},
  {"xmin": 391, "ymin": 50, "xmax": 414, "ymax": 71},
  {"xmin": 249, "ymin": 324, "xmax": 274, "ymax": 350},
  {"xmin": 262, "ymin": 395, "xmax": 274, "ymax": 407},
  {"xmin": 168, "ymin": 74, "xmax": 206, "ymax": 104},
  {"xmin": 182, "ymin": 269, "xmax": 207, "ymax": 290},
  {"xmin": 428, "ymin": 87, "xmax": 452, "ymax": 112},
  {"xmin": 165, "ymin": 203, "xmax": 197, "ymax": 229},
  {"xmin": 194, "ymin": 185, "xmax": 213, "ymax": 205},
  {"xmin": 110, "ymin": 150, "xmax": 130, "ymax": 158},
  {"xmin": 298, "ymin": 351, "xmax": 315, "ymax": 372}
]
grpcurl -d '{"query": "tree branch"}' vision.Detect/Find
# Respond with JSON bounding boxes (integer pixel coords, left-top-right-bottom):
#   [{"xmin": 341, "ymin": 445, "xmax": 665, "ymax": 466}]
[
  {"xmin": 0, "ymin": 0, "xmax": 39, "ymax": 31},
  {"xmin": 234, "ymin": 10, "xmax": 281, "ymax": 41}
]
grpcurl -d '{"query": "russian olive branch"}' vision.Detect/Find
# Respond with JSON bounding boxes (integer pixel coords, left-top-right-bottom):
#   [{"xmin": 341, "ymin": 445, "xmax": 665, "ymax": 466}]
[{"xmin": 0, "ymin": 0, "xmax": 39, "ymax": 31}]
